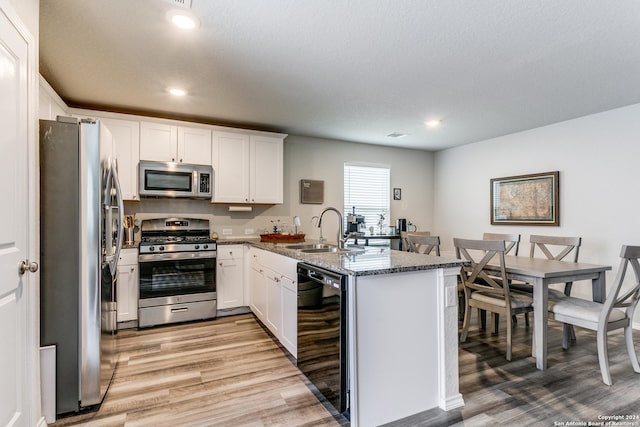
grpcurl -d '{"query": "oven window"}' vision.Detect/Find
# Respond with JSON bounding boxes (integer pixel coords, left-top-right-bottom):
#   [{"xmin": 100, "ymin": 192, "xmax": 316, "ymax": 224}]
[
  {"xmin": 139, "ymin": 258, "xmax": 215, "ymax": 299},
  {"xmin": 145, "ymin": 170, "xmax": 193, "ymax": 192}
]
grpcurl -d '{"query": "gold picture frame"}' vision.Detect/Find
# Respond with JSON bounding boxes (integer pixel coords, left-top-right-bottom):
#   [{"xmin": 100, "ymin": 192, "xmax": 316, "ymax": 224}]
[{"xmin": 490, "ymin": 171, "xmax": 559, "ymax": 226}]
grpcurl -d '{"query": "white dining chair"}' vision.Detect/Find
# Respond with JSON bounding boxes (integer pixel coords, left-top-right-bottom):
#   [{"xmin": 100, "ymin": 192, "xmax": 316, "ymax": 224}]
[{"xmin": 548, "ymin": 244, "xmax": 640, "ymax": 385}]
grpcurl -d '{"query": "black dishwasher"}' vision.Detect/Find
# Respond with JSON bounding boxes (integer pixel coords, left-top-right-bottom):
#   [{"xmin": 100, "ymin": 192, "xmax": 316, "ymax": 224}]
[{"xmin": 297, "ymin": 263, "xmax": 349, "ymax": 417}]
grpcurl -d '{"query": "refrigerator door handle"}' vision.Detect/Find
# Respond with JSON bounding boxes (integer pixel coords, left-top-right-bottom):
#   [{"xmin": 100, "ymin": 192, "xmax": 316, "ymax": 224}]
[
  {"xmin": 102, "ymin": 159, "xmax": 124, "ymax": 277},
  {"xmin": 110, "ymin": 160, "xmax": 125, "ymax": 277}
]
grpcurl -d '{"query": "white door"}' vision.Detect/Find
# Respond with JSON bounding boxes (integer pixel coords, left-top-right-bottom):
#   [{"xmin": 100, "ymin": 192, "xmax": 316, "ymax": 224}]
[{"xmin": 0, "ymin": 5, "xmax": 33, "ymax": 427}]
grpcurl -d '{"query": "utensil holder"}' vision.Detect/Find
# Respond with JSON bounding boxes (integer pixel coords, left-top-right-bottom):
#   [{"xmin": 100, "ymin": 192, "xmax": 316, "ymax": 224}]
[{"xmin": 125, "ymin": 227, "xmax": 134, "ymax": 245}]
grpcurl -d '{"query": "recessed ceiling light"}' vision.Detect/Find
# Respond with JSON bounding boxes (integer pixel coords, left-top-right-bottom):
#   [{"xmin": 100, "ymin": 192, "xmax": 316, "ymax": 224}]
[
  {"xmin": 425, "ymin": 120, "xmax": 441, "ymax": 128},
  {"xmin": 387, "ymin": 132, "xmax": 408, "ymax": 138},
  {"xmin": 168, "ymin": 87, "xmax": 187, "ymax": 96},
  {"xmin": 166, "ymin": 10, "xmax": 200, "ymax": 30}
]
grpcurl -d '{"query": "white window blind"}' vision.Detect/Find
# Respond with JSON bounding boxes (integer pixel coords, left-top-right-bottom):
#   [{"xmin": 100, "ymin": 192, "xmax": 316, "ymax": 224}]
[{"xmin": 344, "ymin": 163, "xmax": 390, "ymax": 229}]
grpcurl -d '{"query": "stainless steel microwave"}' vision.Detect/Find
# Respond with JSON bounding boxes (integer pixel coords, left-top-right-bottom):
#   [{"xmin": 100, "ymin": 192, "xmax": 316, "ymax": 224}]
[{"xmin": 139, "ymin": 161, "xmax": 213, "ymax": 199}]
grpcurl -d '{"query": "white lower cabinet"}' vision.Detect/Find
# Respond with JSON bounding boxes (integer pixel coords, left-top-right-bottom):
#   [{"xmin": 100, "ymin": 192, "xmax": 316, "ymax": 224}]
[
  {"xmin": 264, "ymin": 268, "xmax": 282, "ymax": 335},
  {"xmin": 280, "ymin": 275, "xmax": 297, "ymax": 355},
  {"xmin": 116, "ymin": 248, "xmax": 139, "ymax": 323},
  {"xmin": 248, "ymin": 247, "xmax": 297, "ymax": 357},
  {"xmin": 249, "ymin": 260, "xmax": 267, "ymax": 320},
  {"xmin": 216, "ymin": 245, "xmax": 245, "ymax": 309}
]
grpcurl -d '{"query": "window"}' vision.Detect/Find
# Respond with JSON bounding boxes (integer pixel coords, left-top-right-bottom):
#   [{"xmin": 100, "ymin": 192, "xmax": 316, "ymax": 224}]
[{"xmin": 344, "ymin": 163, "xmax": 390, "ymax": 231}]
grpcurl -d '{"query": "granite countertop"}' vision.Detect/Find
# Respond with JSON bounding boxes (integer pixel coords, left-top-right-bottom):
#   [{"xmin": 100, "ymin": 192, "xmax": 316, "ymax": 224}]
[{"xmin": 251, "ymin": 241, "xmax": 464, "ymax": 277}]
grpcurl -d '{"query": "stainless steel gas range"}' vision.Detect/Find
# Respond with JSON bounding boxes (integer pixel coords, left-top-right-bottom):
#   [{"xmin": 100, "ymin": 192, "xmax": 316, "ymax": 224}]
[{"xmin": 138, "ymin": 218, "xmax": 217, "ymax": 327}]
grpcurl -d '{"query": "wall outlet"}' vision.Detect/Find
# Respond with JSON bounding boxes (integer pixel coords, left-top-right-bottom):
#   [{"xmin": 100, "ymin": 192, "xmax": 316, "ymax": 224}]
[
  {"xmin": 222, "ymin": 228, "xmax": 233, "ymax": 235},
  {"xmin": 446, "ymin": 287, "xmax": 457, "ymax": 308},
  {"xmin": 244, "ymin": 228, "xmax": 255, "ymax": 235}
]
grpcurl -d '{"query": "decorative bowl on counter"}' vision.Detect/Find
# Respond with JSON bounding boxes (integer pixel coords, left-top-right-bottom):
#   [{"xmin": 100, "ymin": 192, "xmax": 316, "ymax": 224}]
[{"xmin": 259, "ymin": 233, "xmax": 305, "ymax": 243}]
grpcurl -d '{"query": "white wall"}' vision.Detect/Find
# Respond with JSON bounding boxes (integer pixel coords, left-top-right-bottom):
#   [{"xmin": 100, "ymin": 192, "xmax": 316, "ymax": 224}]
[{"xmin": 433, "ymin": 102, "xmax": 640, "ymax": 308}]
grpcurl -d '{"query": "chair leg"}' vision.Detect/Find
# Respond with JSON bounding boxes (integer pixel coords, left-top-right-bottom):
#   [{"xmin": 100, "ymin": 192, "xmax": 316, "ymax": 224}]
[
  {"xmin": 492, "ymin": 312, "xmax": 499, "ymax": 334},
  {"xmin": 460, "ymin": 301, "xmax": 472, "ymax": 342},
  {"xmin": 478, "ymin": 309, "xmax": 487, "ymax": 330},
  {"xmin": 506, "ymin": 312, "xmax": 512, "ymax": 361},
  {"xmin": 596, "ymin": 328, "xmax": 612, "ymax": 386},
  {"xmin": 524, "ymin": 312, "xmax": 530, "ymax": 328},
  {"xmin": 512, "ymin": 314, "xmax": 517, "ymax": 325},
  {"xmin": 562, "ymin": 324, "xmax": 571, "ymax": 350},
  {"xmin": 624, "ymin": 325, "xmax": 640, "ymax": 373}
]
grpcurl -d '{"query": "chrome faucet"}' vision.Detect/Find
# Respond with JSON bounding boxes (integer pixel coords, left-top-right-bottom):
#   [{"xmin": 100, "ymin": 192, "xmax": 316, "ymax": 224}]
[{"xmin": 318, "ymin": 207, "xmax": 346, "ymax": 249}]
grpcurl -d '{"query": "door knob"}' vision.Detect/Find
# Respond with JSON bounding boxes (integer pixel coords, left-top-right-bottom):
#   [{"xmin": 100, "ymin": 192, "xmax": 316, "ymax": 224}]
[{"xmin": 19, "ymin": 260, "xmax": 39, "ymax": 275}]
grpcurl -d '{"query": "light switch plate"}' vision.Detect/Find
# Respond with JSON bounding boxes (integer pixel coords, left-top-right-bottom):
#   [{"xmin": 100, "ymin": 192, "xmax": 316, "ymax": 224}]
[
  {"xmin": 244, "ymin": 228, "xmax": 255, "ymax": 235},
  {"xmin": 222, "ymin": 228, "xmax": 232, "ymax": 235}
]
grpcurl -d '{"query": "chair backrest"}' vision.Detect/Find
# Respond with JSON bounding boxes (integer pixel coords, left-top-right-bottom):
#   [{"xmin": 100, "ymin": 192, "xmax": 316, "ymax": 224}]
[
  {"xmin": 483, "ymin": 232, "xmax": 521, "ymax": 256},
  {"xmin": 401, "ymin": 230, "xmax": 430, "ymax": 252},
  {"xmin": 454, "ymin": 238, "xmax": 509, "ymax": 298},
  {"xmin": 406, "ymin": 234, "xmax": 440, "ymax": 255},
  {"xmin": 605, "ymin": 245, "xmax": 640, "ymax": 322},
  {"xmin": 529, "ymin": 234, "xmax": 581, "ymax": 262}
]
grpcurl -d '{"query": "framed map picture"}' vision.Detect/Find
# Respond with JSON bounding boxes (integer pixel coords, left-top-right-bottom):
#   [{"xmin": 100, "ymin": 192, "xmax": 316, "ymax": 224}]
[{"xmin": 490, "ymin": 171, "xmax": 559, "ymax": 226}]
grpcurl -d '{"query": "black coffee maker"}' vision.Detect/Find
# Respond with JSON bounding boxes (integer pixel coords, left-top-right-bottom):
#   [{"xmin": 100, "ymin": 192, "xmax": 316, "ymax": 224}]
[
  {"xmin": 397, "ymin": 218, "xmax": 407, "ymax": 233},
  {"xmin": 347, "ymin": 207, "xmax": 365, "ymax": 233}
]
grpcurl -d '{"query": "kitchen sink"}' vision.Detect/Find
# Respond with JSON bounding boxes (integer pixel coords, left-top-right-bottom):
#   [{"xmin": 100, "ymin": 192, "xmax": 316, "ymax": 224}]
[
  {"xmin": 300, "ymin": 247, "xmax": 344, "ymax": 253},
  {"xmin": 284, "ymin": 243, "xmax": 336, "ymax": 250},
  {"xmin": 284, "ymin": 243, "xmax": 363, "ymax": 254}
]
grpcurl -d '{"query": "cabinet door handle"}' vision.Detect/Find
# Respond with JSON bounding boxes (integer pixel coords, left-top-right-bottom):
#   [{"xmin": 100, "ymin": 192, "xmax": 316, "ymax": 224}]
[
  {"xmin": 171, "ymin": 157, "xmax": 175, "ymax": 162},
  {"xmin": 130, "ymin": 267, "xmax": 135, "ymax": 272}
]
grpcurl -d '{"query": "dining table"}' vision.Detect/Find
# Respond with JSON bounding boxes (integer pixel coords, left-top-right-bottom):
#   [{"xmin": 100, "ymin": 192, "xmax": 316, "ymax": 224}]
[{"xmin": 482, "ymin": 255, "xmax": 612, "ymax": 370}]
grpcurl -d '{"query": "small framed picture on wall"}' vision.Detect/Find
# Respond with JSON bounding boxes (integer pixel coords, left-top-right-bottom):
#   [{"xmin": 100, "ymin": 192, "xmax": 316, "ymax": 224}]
[{"xmin": 393, "ymin": 188, "xmax": 401, "ymax": 200}]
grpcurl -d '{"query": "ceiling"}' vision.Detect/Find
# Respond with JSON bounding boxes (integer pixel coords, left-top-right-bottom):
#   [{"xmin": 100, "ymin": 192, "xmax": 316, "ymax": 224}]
[{"xmin": 39, "ymin": 0, "xmax": 640, "ymax": 151}]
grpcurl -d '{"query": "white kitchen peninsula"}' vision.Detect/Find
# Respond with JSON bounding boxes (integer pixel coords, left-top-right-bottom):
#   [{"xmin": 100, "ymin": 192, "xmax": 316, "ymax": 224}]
[{"xmin": 252, "ymin": 243, "xmax": 465, "ymax": 426}]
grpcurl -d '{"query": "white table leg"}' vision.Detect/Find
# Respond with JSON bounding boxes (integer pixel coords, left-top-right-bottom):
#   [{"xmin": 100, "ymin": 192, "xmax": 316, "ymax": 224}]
[{"xmin": 532, "ymin": 278, "xmax": 548, "ymax": 370}]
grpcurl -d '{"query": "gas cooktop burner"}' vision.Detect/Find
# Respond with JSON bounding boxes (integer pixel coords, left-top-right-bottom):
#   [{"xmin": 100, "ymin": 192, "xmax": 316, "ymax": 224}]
[
  {"xmin": 141, "ymin": 236, "xmax": 215, "ymax": 244},
  {"xmin": 138, "ymin": 217, "xmax": 217, "ymax": 255}
]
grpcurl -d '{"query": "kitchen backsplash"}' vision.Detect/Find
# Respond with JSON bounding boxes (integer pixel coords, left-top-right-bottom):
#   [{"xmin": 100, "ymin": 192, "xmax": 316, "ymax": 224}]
[{"xmin": 124, "ymin": 199, "xmax": 319, "ymax": 240}]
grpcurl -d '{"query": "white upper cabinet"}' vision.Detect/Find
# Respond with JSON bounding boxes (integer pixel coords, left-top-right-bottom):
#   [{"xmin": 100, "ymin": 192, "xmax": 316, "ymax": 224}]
[
  {"xmin": 212, "ymin": 132, "xmax": 284, "ymax": 204},
  {"xmin": 178, "ymin": 126, "xmax": 212, "ymax": 164},
  {"xmin": 140, "ymin": 121, "xmax": 211, "ymax": 165},
  {"xmin": 100, "ymin": 118, "xmax": 140, "ymax": 201},
  {"xmin": 250, "ymin": 135, "xmax": 283, "ymax": 204},
  {"xmin": 212, "ymin": 132, "xmax": 250, "ymax": 203}
]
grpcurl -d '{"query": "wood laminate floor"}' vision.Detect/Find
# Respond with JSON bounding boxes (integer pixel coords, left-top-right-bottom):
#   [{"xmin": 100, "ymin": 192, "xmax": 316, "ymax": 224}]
[{"xmin": 52, "ymin": 312, "xmax": 640, "ymax": 427}]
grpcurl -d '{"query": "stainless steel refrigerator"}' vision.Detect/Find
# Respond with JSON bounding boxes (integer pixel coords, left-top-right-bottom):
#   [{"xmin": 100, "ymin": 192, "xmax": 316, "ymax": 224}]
[{"xmin": 39, "ymin": 117, "xmax": 124, "ymax": 415}]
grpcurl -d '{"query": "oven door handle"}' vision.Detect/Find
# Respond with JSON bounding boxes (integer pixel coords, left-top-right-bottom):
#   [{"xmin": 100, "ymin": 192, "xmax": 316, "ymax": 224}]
[{"xmin": 138, "ymin": 252, "xmax": 217, "ymax": 262}]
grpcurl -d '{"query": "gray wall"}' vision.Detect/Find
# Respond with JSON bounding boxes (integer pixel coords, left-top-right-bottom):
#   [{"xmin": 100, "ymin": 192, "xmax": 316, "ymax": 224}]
[{"xmin": 126, "ymin": 134, "xmax": 435, "ymax": 245}]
